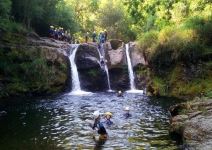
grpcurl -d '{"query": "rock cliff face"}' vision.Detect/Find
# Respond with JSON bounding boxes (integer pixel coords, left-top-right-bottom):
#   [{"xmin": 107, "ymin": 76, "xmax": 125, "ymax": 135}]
[
  {"xmin": 71, "ymin": 40, "xmax": 147, "ymax": 91},
  {"xmin": 0, "ymin": 32, "xmax": 148, "ymax": 97},
  {"xmin": 0, "ymin": 32, "xmax": 70, "ymax": 98},
  {"xmin": 169, "ymin": 99, "xmax": 212, "ymax": 149}
]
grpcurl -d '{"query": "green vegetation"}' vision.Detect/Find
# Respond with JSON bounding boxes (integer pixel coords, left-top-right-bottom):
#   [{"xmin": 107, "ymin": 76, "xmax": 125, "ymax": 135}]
[
  {"xmin": 131, "ymin": 0, "xmax": 212, "ymax": 99},
  {"xmin": 0, "ymin": 0, "xmax": 211, "ymax": 99},
  {"xmin": 0, "ymin": 32, "xmax": 68, "ymax": 98}
]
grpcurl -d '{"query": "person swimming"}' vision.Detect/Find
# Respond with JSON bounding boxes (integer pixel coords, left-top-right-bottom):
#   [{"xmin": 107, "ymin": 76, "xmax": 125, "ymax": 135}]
[
  {"xmin": 124, "ymin": 106, "xmax": 132, "ymax": 118},
  {"xmin": 103, "ymin": 112, "xmax": 113, "ymax": 126},
  {"xmin": 92, "ymin": 110, "xmax": 108, "ymax": 140},
  {"xmin": 117, "ymin": 90, "xmax": 123, "ymax": 97}
]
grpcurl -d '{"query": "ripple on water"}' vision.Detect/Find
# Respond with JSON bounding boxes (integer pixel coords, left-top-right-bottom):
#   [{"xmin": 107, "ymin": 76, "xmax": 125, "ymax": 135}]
[{"xmin": 0, "ymin": 92, "xmax": 180, "ymax": 149}]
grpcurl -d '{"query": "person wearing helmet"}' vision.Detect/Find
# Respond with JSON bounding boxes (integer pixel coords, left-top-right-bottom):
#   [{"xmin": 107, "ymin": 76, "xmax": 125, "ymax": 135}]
[
  {"xmin": 124, "ymin": 106, "xmax": 132, "ymax": 118},
  {"xmin": 49, "ymin": 26, "xmax": 55, "ymax": 38},
  {"xmin": 117, "ymin": 90, "xmax": 123, "ymax": 97},
  {"xmin": 104, "ymin": 112, "xmax": 113, "ymax": 126},
  {"xmin": 92, "ymin": 110, "xmax": 107, "ymax": 140},
  {"xmin": 100, "ymin": 55, "xmax": 105, "ymax": 67}
]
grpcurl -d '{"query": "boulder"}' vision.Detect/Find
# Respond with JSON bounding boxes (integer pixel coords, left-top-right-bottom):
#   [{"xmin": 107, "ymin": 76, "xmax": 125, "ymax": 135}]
[
  {"xmin": 75, "ymin": 43, "xmax": 100, "ymax": 69},
  {"xmin": 169, "ymin": 99, "xmax": 212, "ymax": 149},
  {"xmin": 108, "ymin": 47, "xmax": 125, "ymax": 68},
  {"xmin": 109, "ymin": 39, "xmax": 123, "ymax": 50},
  {"xmin": 129, "ymin": 42, "xmax": 148, "ymax": 67}
]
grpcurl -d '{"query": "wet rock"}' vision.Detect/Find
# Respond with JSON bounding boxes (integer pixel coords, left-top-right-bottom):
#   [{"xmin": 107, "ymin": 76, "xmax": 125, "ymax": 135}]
[
  {"xmin": 109, "ymin": 68, "xmax": 129, "ymax": 90},
  {"xmin": 130, "ymin": 42, "xmax": 148, "ymax": 67},
  {"xmin": 109, "ymin": 39, "xmax": 123, "ymax": 50},
  {"xmin": 108, "ymin": 46, "xmax": 125, "ymax": 68},
  {"xmin": 169, "ymin": 99, "xmax": 212, "ymax": 149},
  {"xmin": 76, "ymin": 43, "xmax": 100, "ymax": 69}
]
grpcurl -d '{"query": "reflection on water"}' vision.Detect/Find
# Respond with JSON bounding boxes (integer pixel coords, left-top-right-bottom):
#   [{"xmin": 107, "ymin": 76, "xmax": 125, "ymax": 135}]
[{"xmin": 0, "ymin": 93, "xmax": 180, "ymax": 149}]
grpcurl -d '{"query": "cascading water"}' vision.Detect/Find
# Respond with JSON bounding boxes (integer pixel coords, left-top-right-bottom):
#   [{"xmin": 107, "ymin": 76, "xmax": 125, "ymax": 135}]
[
  {"xmin": 105, "ymin": 64, "xmax": 112, "ymax": 92},
  {"xmin": 98, "ymin": 44, "xmax": 112, "ymax": 92},
  {"xmin": 125, "ymin": 43, "xmax": 143, "ymax": 93},
  {"xmin": 69, "ymin": 44, "xmax": 91, "ymax": 95}
]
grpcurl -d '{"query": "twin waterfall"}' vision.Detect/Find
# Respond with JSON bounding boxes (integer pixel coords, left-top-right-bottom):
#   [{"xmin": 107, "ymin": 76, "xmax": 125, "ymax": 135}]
[{"xmin": 68, "ymin": 43, "xmax": 142, "ymax": 95}]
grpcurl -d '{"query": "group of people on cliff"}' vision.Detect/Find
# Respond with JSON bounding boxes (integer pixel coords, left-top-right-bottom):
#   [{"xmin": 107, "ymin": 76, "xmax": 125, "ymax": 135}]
[
  {"xmin": 49, "ymin": 25, "xmax": 108, "ymax": 45},
  {"xmin": 48, "ymin": 26, "xmax": 76, "ymax": 43},
  {"xmin": 85, "ymin": 30, "xmax": 108, "ymax": 44}
]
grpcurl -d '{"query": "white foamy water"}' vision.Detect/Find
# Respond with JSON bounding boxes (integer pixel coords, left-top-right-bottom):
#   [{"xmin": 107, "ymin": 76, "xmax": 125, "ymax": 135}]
[
  {"xmin": 69, "ymin": 44, "xmax": 92, "ymax": 95},
  {"xmin": 125, "ymin": 43, "xmax": 143, "ymax": 94}
]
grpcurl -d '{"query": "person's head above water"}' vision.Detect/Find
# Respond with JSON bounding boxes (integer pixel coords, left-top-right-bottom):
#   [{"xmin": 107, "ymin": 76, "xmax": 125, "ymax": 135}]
[
  {"xmin": 104, "ymin": 112, "xmax": 112, "ymax": 120},
  {"xmin": 93, "ymin": 110, "xmax": 100, "ymax": 120},
  {"xmin": 124, "ymin": 106, "xmax": 132, "ymax": 118},
  {"xmin": 124, "ymin": 106, "xmax": 130, "ymax": 112},
  {"xmin": 117, "ymin": 90, "xmax": 123, "ymax": 97}
]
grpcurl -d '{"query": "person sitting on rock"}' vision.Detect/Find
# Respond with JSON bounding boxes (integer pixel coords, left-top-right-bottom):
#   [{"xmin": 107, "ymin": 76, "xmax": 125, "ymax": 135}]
[
  {"xmin": 92, "ymin": 110, "xmax": 108, "ymax": 140},
  {"xmin": 117, "ymin": 90, "xmax": 123, "ymax": 97},
  {"xmin": 103, "ymin": 112, "xmax": 113, "ymax": 126},
  {"xmin": 124, "ymin": 106, "xmax": 132, "ymax": 119}
]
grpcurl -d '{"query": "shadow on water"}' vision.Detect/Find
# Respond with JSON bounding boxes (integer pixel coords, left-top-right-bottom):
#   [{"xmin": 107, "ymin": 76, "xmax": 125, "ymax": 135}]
[{"xmin": 0, "ymin": 92, "xmax": 183, "ymax": 149}]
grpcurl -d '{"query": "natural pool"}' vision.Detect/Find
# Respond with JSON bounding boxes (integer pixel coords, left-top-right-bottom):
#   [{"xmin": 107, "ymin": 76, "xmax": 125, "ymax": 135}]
[{"xmin": 0, "ymin": 92, "xmax": 180, "ymax": 150}]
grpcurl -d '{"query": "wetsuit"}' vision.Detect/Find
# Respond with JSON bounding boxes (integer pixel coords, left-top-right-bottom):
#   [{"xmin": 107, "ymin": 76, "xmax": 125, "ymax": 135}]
[
  {"xmin": 104, "ymin": 119, "xmax": 113, "ymax": 126},
  {"xmin": 124, "ymin": 113, "xmax": 132, "ymax": 119},
  {"xmin": 92, "ymin": 120, "xmax": 107, "ymax": 140}
]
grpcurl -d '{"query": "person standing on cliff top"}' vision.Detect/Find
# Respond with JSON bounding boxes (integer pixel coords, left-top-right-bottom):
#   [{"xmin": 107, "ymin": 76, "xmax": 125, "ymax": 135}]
[
  {"xmin": 104, "ymin": 30, "xmax": 108, "ymax": 42},
  {"xmin": 85, "ymin": 32, "xmax": 89, "ymax": 43},
  {"xmin": 92, "ymin": 31, "xmax": 97, "ymax": 42}
]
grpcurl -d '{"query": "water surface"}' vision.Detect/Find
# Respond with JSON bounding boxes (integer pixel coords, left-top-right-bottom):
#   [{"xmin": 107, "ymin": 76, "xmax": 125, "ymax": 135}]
[{"xmin": 0, "ymin": 92, "xmax": 180, "ymax": 150}]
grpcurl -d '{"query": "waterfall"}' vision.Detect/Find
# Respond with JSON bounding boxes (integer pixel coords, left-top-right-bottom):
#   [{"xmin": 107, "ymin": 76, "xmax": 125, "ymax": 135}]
[
  {"xmin": 105, "ymin": 64, "xmax": 112, "ymax": 91},
  {"xmin": 69, "ymin": 44, "xmax": 91, "ymax": 95},
  {"xmin": 98, "ymin": 44, "xmax": 112, "ymax": 92},
  {"xmin": 125, "ymin": 43, "xmax": 143, "ymax": 93},
  {"xmin": 125, "ymin": 43, "xmax": 136, "ymax": 90}
]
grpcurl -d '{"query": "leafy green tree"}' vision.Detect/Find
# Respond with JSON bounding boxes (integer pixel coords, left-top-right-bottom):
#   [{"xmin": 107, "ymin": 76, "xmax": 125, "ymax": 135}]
[{"xmin": 0, "ymin": 0, "xmax": 11, "ymax": 19}]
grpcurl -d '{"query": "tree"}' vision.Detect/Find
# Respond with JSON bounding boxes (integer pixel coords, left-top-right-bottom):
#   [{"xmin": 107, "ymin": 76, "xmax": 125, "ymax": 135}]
[{"xmin": 0, "ymin": 0, "xmax": 11, "ymax": 19}]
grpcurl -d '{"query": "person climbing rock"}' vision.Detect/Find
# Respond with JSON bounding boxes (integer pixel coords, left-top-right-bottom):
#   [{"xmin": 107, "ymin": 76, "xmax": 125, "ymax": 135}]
[
  {"xmin": 124, "ymin": 106, "xmax": 132, "ymax": 118},
  {"xmin": 100, "ymin": 56, "xmax": 105, "ymax": 66},
  {"xmin": 103, "ymin": 112, "xmax": 113, "ymax": 126},
  {"xmin": 117, "ymin": 90, "xmax": 123, "ymax": 97},
  {"xmin": 92, "ymin": 110, "xmax": 108, "ymax": 140}
]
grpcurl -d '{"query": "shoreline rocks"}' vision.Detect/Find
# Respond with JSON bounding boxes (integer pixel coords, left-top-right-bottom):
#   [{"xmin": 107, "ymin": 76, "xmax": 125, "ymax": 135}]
[{"xmin": 169, "ymin": 99, "xmax": 212, "ymax": 149}]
